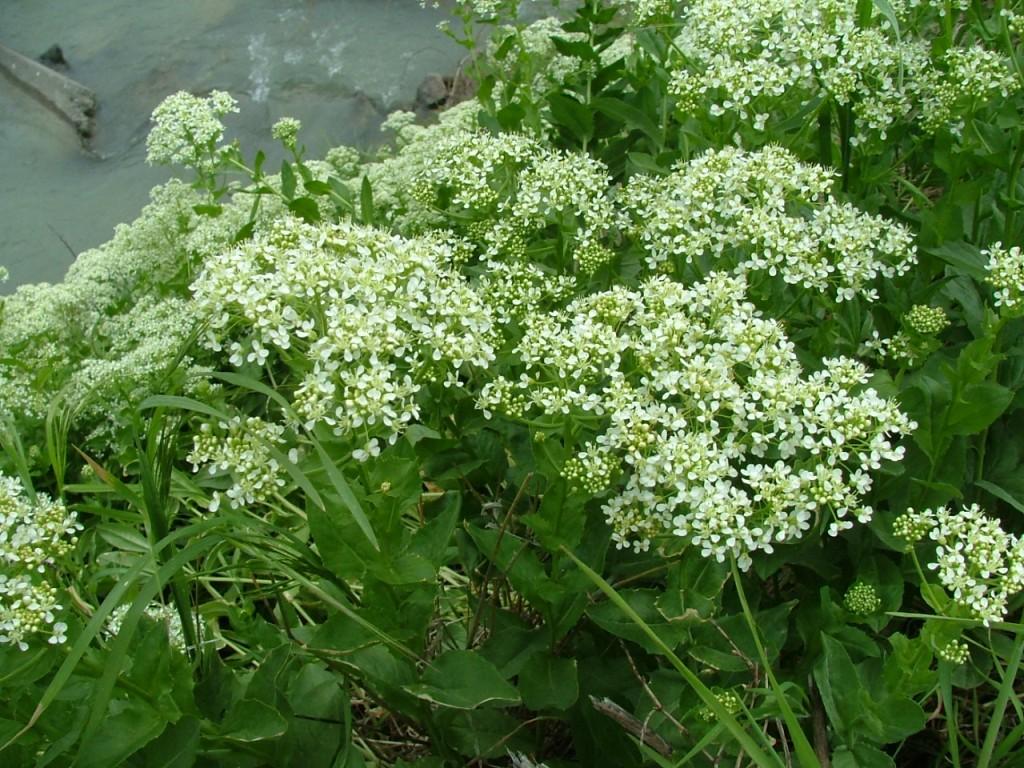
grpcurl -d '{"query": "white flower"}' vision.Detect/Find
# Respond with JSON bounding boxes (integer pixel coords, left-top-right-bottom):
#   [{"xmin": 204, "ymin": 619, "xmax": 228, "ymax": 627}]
[{"xmin": 146, "ymin": 90, "xmax": 238, "ymax": 170}]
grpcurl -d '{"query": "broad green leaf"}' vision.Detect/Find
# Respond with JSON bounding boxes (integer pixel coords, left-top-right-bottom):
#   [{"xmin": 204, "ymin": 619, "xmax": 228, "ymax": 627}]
[
  {"xmin": 312, "ymin": 437, "xmax": 378, "ymax": 550},
  {"xmin": 592, "ymin": 96, "xmax": 661, "ymax": 143},
  {"xmin": 281, "ymin": 160, "xmax": 297, "ymax": 200},
  {"xmin": 75, "ymin": 702, "xmax": 166, "ymax": 768},
  {"xmin": 518, "ymin": 653, "xmax": 578, "ymax": 711},
  {"xmin": 975, "ymin": 479, "xmax": 1024, "ymax": 514},
  {"xmin": 220, "ymin": 699, "xmax": 290, "ymax": 742},
  {"xmin": 406, "ymin": 650, "xmax": 520, "ymax": 710},
  {"xmin": 521, "ymin": 479, "xmax": 585, "ymax": 551},
  {"xmin": 547, "ymin": 93, "xmax": 594, "ymax": 143},
  {"xmin": 588, "ymin": 588, "xmax": 688, "ymax": 654},
  {"xmin": 947, "ymin": 382, "xmax": 1012, "ymax": 435},
  {"xmin": 360, "ymin": 176, "xmax": 374, "ymax": 224},
  {"xmin": 287, "ymin": 196, "xmax": 321, "ymax": 223},
  {"xmin": 128, "ymin": 717, "xmax": 201, "ymax": 768}
]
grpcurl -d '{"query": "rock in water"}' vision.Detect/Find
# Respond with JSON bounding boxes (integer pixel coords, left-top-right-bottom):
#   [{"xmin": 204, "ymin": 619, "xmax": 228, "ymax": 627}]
[
  {"xmin": 415, "ymin": 73, "xmax": 448, "ymax": 111},
  {"xmin": 38, "ymin": 44, "xmax": 69, "ymax": 70}
]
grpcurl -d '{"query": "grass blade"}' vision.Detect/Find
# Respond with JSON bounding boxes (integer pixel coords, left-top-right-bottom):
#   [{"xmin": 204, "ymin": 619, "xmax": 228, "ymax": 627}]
[
  {"xmin": 311, "ymin": 437, "xmax": 378, "ymax": 551},
  {"xmin": 562, "ymin": 547, "xmax": 784, "ymax": 768}
]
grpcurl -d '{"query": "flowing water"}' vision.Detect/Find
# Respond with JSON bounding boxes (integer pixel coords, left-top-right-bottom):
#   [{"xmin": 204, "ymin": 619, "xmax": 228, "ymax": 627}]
[{"xmin": 0, "ymin": 0, "xmax": 464, "ymax": 289}]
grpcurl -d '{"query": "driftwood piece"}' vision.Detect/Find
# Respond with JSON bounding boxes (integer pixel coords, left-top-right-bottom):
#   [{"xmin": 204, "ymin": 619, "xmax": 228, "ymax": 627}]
[{"xmin": 0, "ymin": 42, "xmax": 96, "ymax": 141}]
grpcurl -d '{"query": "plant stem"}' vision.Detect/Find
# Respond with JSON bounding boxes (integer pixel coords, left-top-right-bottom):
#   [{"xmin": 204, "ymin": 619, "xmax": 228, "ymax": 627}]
[{"xmin": 977, "ymin": 631, "xmax": 1024, "ymax": 768}]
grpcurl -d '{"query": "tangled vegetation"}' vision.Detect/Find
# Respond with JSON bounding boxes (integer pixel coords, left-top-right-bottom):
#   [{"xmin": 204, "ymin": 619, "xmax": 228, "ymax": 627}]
[{"xmin": 1, "ymin": 1, "xmax": 1023, "ymax": 765}]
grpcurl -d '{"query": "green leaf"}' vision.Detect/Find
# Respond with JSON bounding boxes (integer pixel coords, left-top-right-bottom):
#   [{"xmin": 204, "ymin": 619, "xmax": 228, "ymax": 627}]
[
  {"xmin": 138, "ymin": 395, "xmax": 230, "ymax": 423},
  {"xmin": 128, "ymin": 717, "xmax": 201, "ymax": 768},
  {"xmin": 592, "ymin": 96, "xmax": 661, "ymax": 143},
  {"xmin": 192, "ymin": 203, "xmax": 223, "ymax": 217},
  {"xmin": 287, "ymin": 196, "xmax": 321, "ymax": 223},
  {"xmin": 947, "ymin": 382, "xmax": 1012, "ymax": 435},
  {"xmin": 405, "ymin": 650, "xmax": 520, "ymax": 710},
  {"xmin": 547, "ymin": 93, "xmax": 594, "ymax": 143},
  {"xmin": 221, "ymin": 698, "xmax": 290, "ymax": 742},
  {"xmin": 312, "ymin": 438, "xmax": 379, "ymax": 550},
  {"xmin": 658, "ymin": 554, "xmax": 728, "ymax": 621},
  {"xmin": 551, "ymin": 36, "xmax": 598, "ymax": 61},
  {"xmin": 206, "ymin": 370, "xmax": 296, "ymax": 417},
  {"xmin": 281, "ymin": 160, "xmax": 297, "ymax": 200},
  {"xmin": 926, "ymin": 241, "xmax": 989, "ymax": 281},
  {"xmin": 518, "ymin": 653, "xmax": 578, "ymax": 711},
  {"xmin": 587, "ymin": 589, "xmax": 688, "ymax": 654},
  {"xmin": 360, "ymin": 176, "xmax": 375, "ymax": 225},
  {"xmin": 303, "ymin": 179, "xmax": 333, "ymax": 195},
  {"xmin": 975, "ymin": 479, "xmax": 1024, "ymax": 514},
  {"xmin": 75, "ymin": 702, "xmax": 166, "ymax": 768},
  {"xmin": 521, "ymin": 480, "xmax": 585, "ymax": 550},
  {"xmin": 814, "ymin": 633, "xmax": 863, "ymax": 745}
]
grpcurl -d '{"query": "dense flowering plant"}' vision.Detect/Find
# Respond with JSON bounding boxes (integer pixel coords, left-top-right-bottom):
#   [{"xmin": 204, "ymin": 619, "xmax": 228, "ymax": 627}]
[{"xmin": 481, "ymin": 273, "xmax": 913, "ymax": 566}]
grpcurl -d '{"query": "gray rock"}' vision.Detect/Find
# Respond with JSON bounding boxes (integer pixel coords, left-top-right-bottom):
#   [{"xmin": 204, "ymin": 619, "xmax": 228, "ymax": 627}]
[
  {"xmin": 38, "ymin": 44, "xmax": 68, "ymax": 70},
  {"xmin": 415, "ymin": 73, "xmax": 448, "ymax": 110}
]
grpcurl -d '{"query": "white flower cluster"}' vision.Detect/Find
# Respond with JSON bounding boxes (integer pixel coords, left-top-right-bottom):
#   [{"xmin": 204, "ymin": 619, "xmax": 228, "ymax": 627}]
[
  {"xmin": 271, "ymin": 116, "xmax": 302, "ymax": 149},
  {"xmin": 625, "ymin": 146, "xmax": 916, "ymax": 300},
  {"xmin": 421, "ymin": 0, "xmax": 515, "ymax": 20},
  {"xmin": 479, "ymin": 273, "xmax": 914, "ymax": 567},
  {"xmin": 67, "ymin": 296, "xmax": 198, "ymax": 441},
  {"xmin": 187, "ymin": 416, "xmax": 287, "ymax": 511},
  {"xmin": 146, "ymin": 90, "xmax": 238, "ymax": 171},
  {"xmin": 106, "ymin": 602, "xmax": 190, "ymax": 653},
  {"xmin": 192, "ymin": 217, "xmax": 498, "ymax": 459},
  {"xmin": 0, "ymin": 475, "xmax": 80, "ymax": 650},
  {"xmin": 489, "ymin": 17, "xmax": 589, "ymax": 100},
  {"xmin": 358, "ymin": 100, "xmax": 482, "ymax": 229},
  {"xmin": 668, "ymin": 0, "xmax": 1013, "ymax": 142},
  {"xmin": 984, "ymin": 242, "xmax": 1024, "ymax": 312},
  {"xmin": 412, "ymin": 127, "xmax": 618, "ymax": 257},
  {"xmin": 477, "ymin": 259, "xmax": 577, "ymax": 324},
  {"xmin": 0, "ymin": 179, "xmax": 230, "ymax": 435},
  {"xmin": 615, "ymin": 0, "xmax": 675, "ymax": 24},
  {"xmin": 895, "ymin": 504, "xmax": 1024, "ymax": 626},
  {"xmin": 919, "ymin": 47, "xmax": 1019, "ymax": 134}
]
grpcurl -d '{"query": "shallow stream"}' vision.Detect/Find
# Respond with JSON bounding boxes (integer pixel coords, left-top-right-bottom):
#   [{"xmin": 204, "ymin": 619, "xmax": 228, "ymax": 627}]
[{"xmin": 1, "ymin": 0, "xmax": 463, "ymax": 288}]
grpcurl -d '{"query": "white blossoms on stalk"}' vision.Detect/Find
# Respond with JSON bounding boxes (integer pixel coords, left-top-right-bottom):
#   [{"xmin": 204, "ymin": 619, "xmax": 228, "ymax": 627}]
[
  {"xmin": 192, "ymin": 216, "xmax": 498, "ymax": 460},
  {"xmin": 489, "ymin": 17, "xmax": 589, "ymax": 99},
  {"xmin": 983, "ymin": 242, "xmax": 1024, "ymax": 312},
  {"xmin": 895, "ymin": 504, "xmax": 1024, "ymax": 626},
  {"xmin": 668, "ymin": 0, "xmax": 1013, "ymax": 142},
  {"xmin": 625, "ymin": 146, "xmax": 916, "ymax": 300},
  {"xmin": 146, "ymin": 90, "xmax": 239, "ymax": 171},
  {"xmin": 411, "ymin": 128, "xmax": 619, "ymax": 264},
  {"xmin": 479, "ymin": 273, "xmax": 914, "ymax": 568},
  {"xmin": 0, "ymin": 474, "xmax": 81, "ymax": 650},
  {"xmin": 106, "ymin": 602, "xmax": 190, "ymax": 653},
  {"xmin": 187, "ymin": 416, "xmax": 288, "ymax": 511},
  {"xmin": 615, "ymin": 0, "xmax": 674, "ymax": 24}
]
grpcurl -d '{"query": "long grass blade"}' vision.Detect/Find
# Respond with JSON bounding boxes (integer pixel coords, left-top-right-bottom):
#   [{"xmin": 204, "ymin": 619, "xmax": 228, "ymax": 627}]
[{"xmin": 562, "ymin": 547, "xmax": 784, "ymax": 768}]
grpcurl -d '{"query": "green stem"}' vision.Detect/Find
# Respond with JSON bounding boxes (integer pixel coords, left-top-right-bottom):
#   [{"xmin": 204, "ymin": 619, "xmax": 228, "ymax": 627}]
[
  {"xmin": 977, "ymin": 631, "xmax": 1024, "ymax": 768},
  {"xmin": 730, "ymin": 558, "xmax": 822, "ymax": 768}
]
